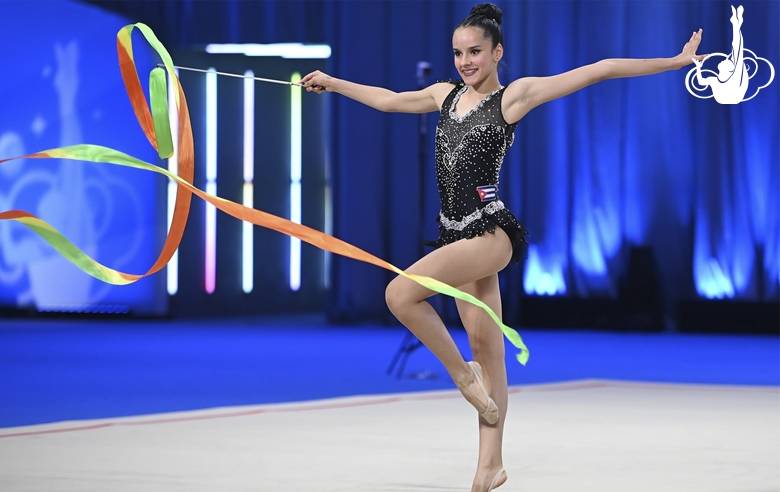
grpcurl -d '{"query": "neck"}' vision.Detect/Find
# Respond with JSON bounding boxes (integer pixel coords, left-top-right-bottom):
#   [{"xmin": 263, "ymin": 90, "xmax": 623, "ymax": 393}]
[{"xmin": 467, "ymin": 75, "xmax": 501, "ymax": 95}]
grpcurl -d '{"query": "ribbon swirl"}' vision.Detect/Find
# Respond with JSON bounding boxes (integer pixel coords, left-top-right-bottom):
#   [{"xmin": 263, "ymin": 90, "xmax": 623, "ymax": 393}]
[{"xmin": 0, "ymin": 23, "xmax": 529, "ymax": 365}]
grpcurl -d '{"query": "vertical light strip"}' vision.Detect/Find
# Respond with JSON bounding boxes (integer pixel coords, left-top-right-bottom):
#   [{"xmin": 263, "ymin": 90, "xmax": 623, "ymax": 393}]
[
  {"xmin": 166, "ymin": 69, "xmax": 180, "ymax": 295},
  {"xmin": 289, "ymin": 72, "xmax": 302, "ymax": 291},
  {"xmin": 242, "ymin": 70, "xmax": 255, "ymax": 294},
  {"xmin": 323, "ymin": 185, "xmax": 332, "ymax": 289},
  {"xmin": 205, "ymin": 68, "xmax": 217, "ymax": 294}
]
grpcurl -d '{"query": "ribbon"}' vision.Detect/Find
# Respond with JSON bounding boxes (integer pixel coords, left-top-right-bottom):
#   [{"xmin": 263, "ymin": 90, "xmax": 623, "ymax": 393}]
[{"xmin": 0, "ymin": 23, "xmax": 529, "ymax": 365}]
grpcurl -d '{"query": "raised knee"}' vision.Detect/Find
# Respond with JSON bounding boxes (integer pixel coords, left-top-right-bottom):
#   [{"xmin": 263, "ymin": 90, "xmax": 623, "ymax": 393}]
[{"xmin": 385, "ymin": 278, "xmax": 405, "ymax": 316}]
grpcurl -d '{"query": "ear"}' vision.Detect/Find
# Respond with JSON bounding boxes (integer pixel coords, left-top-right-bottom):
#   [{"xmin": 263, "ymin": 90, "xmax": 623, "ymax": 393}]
[{"xmin": 494, "ymin": 43, "xmax": 504, "ymax": 63}]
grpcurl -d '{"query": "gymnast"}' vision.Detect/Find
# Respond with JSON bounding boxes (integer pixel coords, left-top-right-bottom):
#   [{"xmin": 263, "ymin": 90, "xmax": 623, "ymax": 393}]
[{"xmin": 302, "ymin": 4, "xmax": 705, "ymax": 491}]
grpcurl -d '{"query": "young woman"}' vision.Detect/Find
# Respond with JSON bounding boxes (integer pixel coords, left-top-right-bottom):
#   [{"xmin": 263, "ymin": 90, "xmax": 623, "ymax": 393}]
[{"xmin": 302, "ymin": 4, "xmax": 705, "ymax": 491}]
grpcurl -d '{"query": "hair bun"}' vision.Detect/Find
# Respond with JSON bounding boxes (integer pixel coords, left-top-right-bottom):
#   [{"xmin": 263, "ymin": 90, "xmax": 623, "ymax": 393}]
[{"xmin": 470, "ymin": 3, "xmax": 502, "ymax": 25}]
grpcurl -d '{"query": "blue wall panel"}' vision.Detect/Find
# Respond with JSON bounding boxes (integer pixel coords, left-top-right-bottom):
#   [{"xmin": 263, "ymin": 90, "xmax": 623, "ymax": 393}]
[{"xmin": 0, "ymin": 1, "xmax": 165, "ymax": 315}]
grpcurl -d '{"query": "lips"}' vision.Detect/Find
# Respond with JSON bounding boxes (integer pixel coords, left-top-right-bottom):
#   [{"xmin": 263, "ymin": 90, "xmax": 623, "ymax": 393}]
[{"xmin": 462, "ymin": 68, "xmax": 477, "ymax": 77}]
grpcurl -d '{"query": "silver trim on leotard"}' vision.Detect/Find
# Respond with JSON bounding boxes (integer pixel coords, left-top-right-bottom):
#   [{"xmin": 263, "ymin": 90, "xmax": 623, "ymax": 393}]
[{"xmin": 438, "ymin": 200, "xmax": 505, "ymax": 231}]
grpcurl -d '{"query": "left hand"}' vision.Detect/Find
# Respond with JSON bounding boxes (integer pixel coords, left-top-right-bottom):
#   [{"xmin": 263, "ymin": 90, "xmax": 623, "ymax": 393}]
[{"xmin": 676, "ymin": 29, "xmax": 707, "ymax": 69}]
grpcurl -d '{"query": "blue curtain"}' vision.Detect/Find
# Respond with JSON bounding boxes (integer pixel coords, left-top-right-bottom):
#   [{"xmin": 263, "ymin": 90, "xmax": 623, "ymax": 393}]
[{"xmin": 79, "ymin": 0, "xmax": 779, "ymax": 322}]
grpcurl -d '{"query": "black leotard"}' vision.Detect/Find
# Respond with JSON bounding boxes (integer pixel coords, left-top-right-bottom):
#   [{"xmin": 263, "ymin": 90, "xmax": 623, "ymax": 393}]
[{"xmin": 429, "ymin": 80, "xmax": 529, "ymax": 262}]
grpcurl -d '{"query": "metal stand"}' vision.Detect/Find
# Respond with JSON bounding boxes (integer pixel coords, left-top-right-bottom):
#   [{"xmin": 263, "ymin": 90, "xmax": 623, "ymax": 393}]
[
  {"xmin": 385, "ymin": 331, "xmax": 425, "ymax": 378},
  {"xmin": 386, "ymin": 61, "xmax": 432, "ymax": 379}
]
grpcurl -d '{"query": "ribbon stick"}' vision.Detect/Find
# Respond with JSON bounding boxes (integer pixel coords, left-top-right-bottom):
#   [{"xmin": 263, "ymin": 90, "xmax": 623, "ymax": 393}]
[
  {"xmin": 159, "ymin": 64, "xmax": 301, "ymax": 86},
  {"xmin": 0, "ymin": 23, "xmax": 529, "ymax": 365}
]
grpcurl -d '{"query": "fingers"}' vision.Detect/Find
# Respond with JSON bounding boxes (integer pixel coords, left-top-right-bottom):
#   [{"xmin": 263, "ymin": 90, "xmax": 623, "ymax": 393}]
[
  {"xmin": 687, "ymin": 29, "xmax": 703, "ymax": 49},
  {"xmin": 681, "ymin": 29, "xmax": 705, "ymax": 67},
  {"xmin": 300, "ymin": 70, "xmax": 320, "ymax": 86},
  {"xmin": 300, "ymin": 70, "xmax": 327, "ymax": 93},
  {"xmin": 300, "ymin": 70, "xmax": 320, "ymax": 82}
]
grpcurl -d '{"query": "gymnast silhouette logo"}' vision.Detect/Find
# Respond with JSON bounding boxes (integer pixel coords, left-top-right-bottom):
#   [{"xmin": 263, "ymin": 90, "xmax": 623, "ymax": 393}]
[{"xmin": 685, "ymin": 5, "xmax": 774, "ymax": 104}]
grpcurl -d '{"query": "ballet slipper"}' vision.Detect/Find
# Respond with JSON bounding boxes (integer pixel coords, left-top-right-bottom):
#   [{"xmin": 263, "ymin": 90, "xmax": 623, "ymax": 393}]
[
  {"xmin": 467, "ymin": 361, "xmax": 498, "ymax": 424},
  {"xmin": 487, "ymin": 467, "xmax": 507, "ymax": 491}
]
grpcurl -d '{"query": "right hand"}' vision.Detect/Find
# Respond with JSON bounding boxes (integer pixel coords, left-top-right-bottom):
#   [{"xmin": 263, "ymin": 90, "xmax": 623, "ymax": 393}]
[
  {"xmin": 676, "ymin": 29, "xmax": 706, "ymax": 69},
  {"xmin": 300, "ymin": 70, "xmax": 334, "ymax": 94}
]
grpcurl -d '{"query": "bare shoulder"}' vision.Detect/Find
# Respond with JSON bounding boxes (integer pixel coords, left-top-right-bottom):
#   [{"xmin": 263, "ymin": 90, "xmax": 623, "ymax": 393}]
[{"xmin": 428, "ymin": 82, "xmax": 458, "ymax": 110}]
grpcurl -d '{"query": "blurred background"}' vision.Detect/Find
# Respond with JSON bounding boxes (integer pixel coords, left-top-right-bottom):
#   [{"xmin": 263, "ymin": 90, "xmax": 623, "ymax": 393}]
[{"xmin": 1, "ymin": 0, "xmax": 776, "ymax": 332}]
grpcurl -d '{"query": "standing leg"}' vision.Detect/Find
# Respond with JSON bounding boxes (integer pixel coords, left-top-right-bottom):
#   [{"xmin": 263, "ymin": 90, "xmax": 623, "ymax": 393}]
[{"xmin": 456, "ymin": 275, "xmax": 509, "ymax": 492}]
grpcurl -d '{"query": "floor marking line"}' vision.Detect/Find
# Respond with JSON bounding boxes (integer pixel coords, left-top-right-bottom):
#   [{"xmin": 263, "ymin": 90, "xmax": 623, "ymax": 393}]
[{"xmin": 1, "ymin": 380, "xmax": 776, "ymax": 439}]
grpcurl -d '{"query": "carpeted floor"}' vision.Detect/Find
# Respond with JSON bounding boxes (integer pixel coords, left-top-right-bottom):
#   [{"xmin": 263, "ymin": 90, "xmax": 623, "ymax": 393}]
[{"xmin": 1, "ymin": 380, "xmax": 778, "ymax": 491}]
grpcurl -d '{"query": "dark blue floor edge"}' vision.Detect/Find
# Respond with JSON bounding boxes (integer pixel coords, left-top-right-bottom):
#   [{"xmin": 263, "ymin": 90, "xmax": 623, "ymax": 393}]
[{"xmin": 0, "ymin": 315, "xmax": 777, "ymax": 428}]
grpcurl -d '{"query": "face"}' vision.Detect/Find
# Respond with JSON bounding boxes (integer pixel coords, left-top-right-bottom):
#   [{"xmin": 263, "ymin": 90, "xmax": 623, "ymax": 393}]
[{"xmin": 452, "ymin": 27, "xmax": 502, "ymax": 87}]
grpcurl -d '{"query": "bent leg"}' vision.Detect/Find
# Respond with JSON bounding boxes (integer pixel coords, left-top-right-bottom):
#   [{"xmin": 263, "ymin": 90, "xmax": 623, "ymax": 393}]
[
  {"xmin": 456, "ymin": 276, "xmax": 509, "ymax": 492},
  {"xmin": 385, "ymin": 228, "xmax": 512, "ymax": 411}
]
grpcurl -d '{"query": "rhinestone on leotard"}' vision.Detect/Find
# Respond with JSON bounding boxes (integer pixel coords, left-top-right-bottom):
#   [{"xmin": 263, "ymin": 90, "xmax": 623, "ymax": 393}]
[{"xmin": 430, "ymin": 80, "xmax": 529, "ymax": 262}]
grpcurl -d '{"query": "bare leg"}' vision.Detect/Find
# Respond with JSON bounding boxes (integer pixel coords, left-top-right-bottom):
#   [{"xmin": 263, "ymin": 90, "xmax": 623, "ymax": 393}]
[
  {"xmin": 385, "ymin": 228, "xmax": 512, "ymax": 419},
  {"xmin": 457, "ymin": 276, "xmax": 509, "ymax": 492}
]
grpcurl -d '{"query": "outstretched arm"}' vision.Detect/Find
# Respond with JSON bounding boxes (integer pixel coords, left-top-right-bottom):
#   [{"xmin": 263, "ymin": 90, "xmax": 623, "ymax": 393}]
[
  {"xmin": 300, "ymin": 70, "xmax": 449, "ymax": 114},
  {"xmin": 502, "ymin": 29, "xmax": 706, "ymax": 123}
]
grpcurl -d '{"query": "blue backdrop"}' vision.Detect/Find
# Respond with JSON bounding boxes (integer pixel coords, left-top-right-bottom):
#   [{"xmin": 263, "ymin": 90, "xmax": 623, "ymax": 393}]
[
  {"xmin": 319, "ymin": 0, "xmax": 779, "ymax": 322},
  {"xmin": 0, "ymin": 1, "xmax": 165, "ymax": 315},
  {"xmin": 9, "ymin": 0, "xmax": 780, "ymax": 323}
]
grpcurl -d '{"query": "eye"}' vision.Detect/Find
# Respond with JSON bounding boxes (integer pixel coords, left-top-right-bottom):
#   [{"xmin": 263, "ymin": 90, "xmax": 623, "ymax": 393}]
[
  {"xmin": 453, "ymin": 51, "xmax": 461, "ymax": 57},
  {"xmin": 471, "ymin": 49, "xmax": 481, "ymax": 55}
]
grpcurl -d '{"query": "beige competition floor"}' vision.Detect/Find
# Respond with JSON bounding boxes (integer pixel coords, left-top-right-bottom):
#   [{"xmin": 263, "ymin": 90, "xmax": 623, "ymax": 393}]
[{"xmin": 1, "ymin": 380, "xmax": 778, "ymax": 492}]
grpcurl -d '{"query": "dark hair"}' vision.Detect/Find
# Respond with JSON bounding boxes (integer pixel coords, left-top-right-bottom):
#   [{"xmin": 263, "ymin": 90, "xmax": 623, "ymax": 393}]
[{"xmin": 455, "ymin": 3, "xmax": 504, "ymax": 50}]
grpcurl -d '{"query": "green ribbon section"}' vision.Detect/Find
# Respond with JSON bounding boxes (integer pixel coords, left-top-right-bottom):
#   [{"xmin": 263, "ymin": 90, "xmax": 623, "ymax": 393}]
[
  {"xmin": 0, "ymin": 211, "xmax": 138, "ymax": 285},
  {"xmin": 402, "ymin": 272, "xmax": 529, "ymax": 364},
  {"xmin": 149, "ymin": 67, "xmax": 173, "ymax": 159}
]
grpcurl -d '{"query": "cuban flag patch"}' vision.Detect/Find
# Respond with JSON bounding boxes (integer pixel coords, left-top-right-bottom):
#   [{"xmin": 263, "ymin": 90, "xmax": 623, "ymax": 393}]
[{"xmin": 476, "ymin": 185, "xmax": 497, "ymax": 202}]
